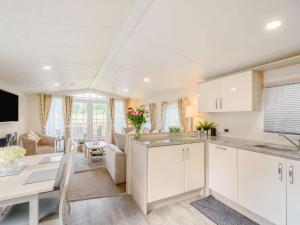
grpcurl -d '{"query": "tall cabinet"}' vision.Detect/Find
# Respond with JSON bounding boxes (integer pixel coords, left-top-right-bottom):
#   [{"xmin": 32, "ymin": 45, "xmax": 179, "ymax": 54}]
[{"xmin": 198, "ymin": 70, "xmax": 262, "ymax": 112}]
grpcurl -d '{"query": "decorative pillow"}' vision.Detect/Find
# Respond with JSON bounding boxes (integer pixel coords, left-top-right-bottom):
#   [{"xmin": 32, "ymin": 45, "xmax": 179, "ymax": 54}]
[{"xmin": 27, "ymin": 131, "xmax": 41, "ymax": 143}]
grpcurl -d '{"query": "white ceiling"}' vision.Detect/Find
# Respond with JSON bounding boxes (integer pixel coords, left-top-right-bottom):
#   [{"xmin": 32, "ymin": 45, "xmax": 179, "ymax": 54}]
[
  {"xmin": 0, "ymin": 0, "xmax": 134, "ymax": 92},
  {"xmin": 1, "ymin": 0, "xmax": 300, "ymax": 97}
]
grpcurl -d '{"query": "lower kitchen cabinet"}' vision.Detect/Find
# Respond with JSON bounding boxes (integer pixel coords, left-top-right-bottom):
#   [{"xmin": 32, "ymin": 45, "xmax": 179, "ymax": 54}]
[
  {"xmin": 148, "ymin": 144, "xmax": 185, "ymax": 202},
  {"xmin": 238, "ymin": 150, "xmax": 286, "ymax": 225},
  {"xmin": 209, "ymin": 144, "xmax": 238, "ymax": 202},
  {"xmin": 287, "ymin": 159, "xmax": 300, "ymax": 225},
  {"xmin": 148, "ymin": 143, "xmax": 205, "ymax": 202},
  {"xmin": 185, "ymin": 143, "xmax": 205, "ymax": 192}
]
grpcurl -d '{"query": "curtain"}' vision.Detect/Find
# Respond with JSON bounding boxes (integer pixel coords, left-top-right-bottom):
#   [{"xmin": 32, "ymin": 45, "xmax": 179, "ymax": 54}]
[
  {"xmin": 46, "ymin": 97, "xmax": 64, "ymax": 137},
  {"xmin": 163, "ymin": 101, "xmax": 180, "ymax": 131},
  {"xmin": 109, "ymin": 98, "xmax": 115, "ymax": 144},
  {"xmin": 161, "ymin": 101, "xmax": 166, "ymax": 131},
  {"xmin": 63, "ymin": 96, "xmax": 73, "ymax": 148},
  {"xmin": 114, "ymin": 100, "xmax": 126, "ymax": 134},
  {"xmin": 40, "ymin": 94, "xmax": 52, "ymax": 134},
  {"xmin": 149, "ymin": 103, "xmax": 156, "ymax": 130},
  {"xmin": 124, "ymin": 99, "xmax": 130, "ymax": 127},
  {"xmin": 178, "ymin": 97, "xmax": 188, "ymax": 131}
]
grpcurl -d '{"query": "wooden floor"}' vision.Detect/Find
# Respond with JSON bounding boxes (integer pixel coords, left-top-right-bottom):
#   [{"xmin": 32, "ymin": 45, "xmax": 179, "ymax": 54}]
[{"xmin": 69, "ymin": 195, "xmax": 216, "ymax": 225}]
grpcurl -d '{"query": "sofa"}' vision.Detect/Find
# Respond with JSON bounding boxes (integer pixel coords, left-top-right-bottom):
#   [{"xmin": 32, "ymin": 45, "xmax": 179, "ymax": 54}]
[
  {"xmin": 21, "ymin": 133, "xmax": 55, "ymax": 155},
  {"xmin": 104, "ymin": 144, "xmax": 126, "ymax": 184}
]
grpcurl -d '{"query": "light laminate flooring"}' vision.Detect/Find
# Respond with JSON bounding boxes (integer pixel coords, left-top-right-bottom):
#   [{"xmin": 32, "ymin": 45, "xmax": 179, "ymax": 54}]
[{"xmin": 69, "ymin": 195, "xmax": 216, "ymax": 225}]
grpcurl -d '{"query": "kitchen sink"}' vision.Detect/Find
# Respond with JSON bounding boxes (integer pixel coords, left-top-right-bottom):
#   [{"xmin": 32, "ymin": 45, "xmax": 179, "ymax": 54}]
[{"xmin": 249, "ymin": 144, "xmax": 297, "ymax": 152}]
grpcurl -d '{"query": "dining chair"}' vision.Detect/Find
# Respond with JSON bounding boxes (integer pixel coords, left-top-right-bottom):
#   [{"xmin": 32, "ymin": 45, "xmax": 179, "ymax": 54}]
[{"xmin": 0, "ymin": 150, "xmax": 74, "ymax": 225}]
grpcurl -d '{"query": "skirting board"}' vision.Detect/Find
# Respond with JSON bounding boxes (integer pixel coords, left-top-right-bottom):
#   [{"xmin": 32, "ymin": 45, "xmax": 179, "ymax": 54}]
[
  {"xmin": 210, "ymin": 190, "xmax": 274, "ymax": 225},
  {"xmin": 147, "ymin": 188, "xmax": 204, "ymax": 213}
]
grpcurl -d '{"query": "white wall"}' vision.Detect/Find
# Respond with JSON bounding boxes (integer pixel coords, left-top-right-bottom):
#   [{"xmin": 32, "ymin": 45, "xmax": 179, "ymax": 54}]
[
  {"xmin": 135, "ymin": 63, "xmax": 300, "ymax": 144},
  {"xmin": 27, "ymin": 94, "xmax": 42, "ymax": 133},
  {"xmin": 0, "ymin": 83, "xmax": 29, "ymax": 140}
]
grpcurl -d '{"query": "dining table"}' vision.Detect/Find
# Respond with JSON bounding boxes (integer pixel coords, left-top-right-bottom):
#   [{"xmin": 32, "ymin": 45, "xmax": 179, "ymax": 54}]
[{"xmin": 0, "ymin": 153, "xmax": 63, "ymax": 225}]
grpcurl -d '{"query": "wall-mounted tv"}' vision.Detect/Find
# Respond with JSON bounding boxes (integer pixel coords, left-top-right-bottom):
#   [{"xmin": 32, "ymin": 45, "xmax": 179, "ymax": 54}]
[{"xmin": 0, "ymin": 89, "xmax": 19, "ymax": 122}]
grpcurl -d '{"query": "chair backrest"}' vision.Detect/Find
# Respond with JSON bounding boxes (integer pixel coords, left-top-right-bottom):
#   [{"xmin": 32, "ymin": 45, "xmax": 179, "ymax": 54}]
[{"xmin": 57, "ymin": 148, "xmax": 73, "ymax": 225}]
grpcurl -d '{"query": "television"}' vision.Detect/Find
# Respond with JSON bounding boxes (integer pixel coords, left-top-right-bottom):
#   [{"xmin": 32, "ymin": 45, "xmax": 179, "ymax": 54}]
[{"xmin": 0, "ymin": 89, "xmax": 19, "ymax": 122}]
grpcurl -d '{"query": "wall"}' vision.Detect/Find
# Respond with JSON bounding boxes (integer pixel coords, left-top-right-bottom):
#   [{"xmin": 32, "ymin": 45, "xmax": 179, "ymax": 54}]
[
  {"xmin": 27, "ymin": 94, "xmax": 42, "ymax": 133},
  {"xmin": 0, "ymin": 82, "xmax": 29, "ymax": 141},
  {"xmin": 135, "ymin": 63, "xmax": 300, "ymax": 145}
]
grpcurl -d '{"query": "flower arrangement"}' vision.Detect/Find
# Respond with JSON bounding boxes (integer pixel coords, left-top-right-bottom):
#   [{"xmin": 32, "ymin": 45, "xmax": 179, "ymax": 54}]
[
  {"xmin": 169, "ymin": 126, "xmax": 181, "ymax": 133},
  {"xmin": 127, "ymin": 107, "xmax": 147, "ymax": 139},
  {"xmin": 0, "ymin": 146, "xmax": 26, "ymax": 161}
]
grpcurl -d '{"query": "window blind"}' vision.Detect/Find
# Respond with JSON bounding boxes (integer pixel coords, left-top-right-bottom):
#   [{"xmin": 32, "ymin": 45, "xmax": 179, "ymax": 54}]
[{"xmin": 264, "ymin": 82, "xmax": 300, "ymax": 135}]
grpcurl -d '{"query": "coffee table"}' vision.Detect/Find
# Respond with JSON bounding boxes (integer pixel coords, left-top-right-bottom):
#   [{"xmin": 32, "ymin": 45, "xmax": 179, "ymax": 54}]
[{"xmin": 84, "ymin": 141, "xmax": 107, "ymax": 164}]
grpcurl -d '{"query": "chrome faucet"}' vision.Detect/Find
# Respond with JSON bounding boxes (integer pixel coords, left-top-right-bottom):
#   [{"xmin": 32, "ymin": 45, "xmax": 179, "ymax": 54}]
[{"xmin": 279, "ymin": 133, "xmax": 300, "ymax": 150}]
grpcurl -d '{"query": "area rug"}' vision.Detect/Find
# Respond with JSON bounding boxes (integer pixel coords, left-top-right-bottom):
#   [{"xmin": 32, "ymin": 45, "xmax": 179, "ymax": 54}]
[
  {"xmin": 73, "ymin": 152, "xmax": 105, "ymax": 173},
  {"xmin": 191, "ymin": 196, "xmax": 258, "ymax": 225},
  {"xmin": 67, "ymin": 167, "xmax": 126, "ymax": 202}
]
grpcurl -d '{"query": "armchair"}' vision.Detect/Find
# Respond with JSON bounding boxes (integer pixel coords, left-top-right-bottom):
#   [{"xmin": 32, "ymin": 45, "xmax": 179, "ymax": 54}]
[{"xmin": 21, "ymin": 133, "xmax": 55, "ymax": 155}]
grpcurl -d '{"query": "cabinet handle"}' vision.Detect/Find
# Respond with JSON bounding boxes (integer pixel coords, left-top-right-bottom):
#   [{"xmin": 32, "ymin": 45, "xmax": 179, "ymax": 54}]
[
  {"xmin": 216, "ymin": 146, "xmax": 227, "ymax": 150},
  {"xmin": 220, "ymin": 98, "xmax": 223, "ymax": 109},
  {"xmin": 289, "ymin": 165, "xmax": 294, "ymax": 184},
  {"xmin": 186, "ymin": 147, "xmax": 189, "ymax": 160},
  {"xmin": 182, "ymin": 148, "xmax": 185, "ymax": 161},
  {"xmin": 278, "ymin": 163, "xmax": 283, "ymax": 181},
  {"xmin": 215, "ymin": 98, "xmax": 218, "ymax": 109}
]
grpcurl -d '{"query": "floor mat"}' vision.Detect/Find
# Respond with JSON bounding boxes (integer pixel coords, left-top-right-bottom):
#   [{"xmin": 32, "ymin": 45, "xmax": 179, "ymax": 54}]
[{"xmin": 191, "ymin": 196, "xmax": 258, "ymax": 225}]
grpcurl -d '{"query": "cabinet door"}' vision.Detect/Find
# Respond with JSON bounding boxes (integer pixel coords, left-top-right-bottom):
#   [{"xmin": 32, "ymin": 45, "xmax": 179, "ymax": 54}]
[
  {"xmin": 287, "ymin": 159, "xmax": 300, "ymax": 225},
  {"xmin": 185, "ymin": 143, "xmax": 205, "ymax": 192},
  {"xmin": 198, "ymin": 79, "xmax": 220, "ymax": 112},
  {"xmin": 148, "ymin": 145, "xmax": 185, "ymax": 202},
  {"xmin": 238, "ymin": 150, "xmax": 286, "ymax": 225},
  {"xmin": 209, "ymin": 144, "xmax": 238, "ymax": 202},
  {"xmin": 219, "ymin": 71, "xmax": 253, "ymax": 112}
]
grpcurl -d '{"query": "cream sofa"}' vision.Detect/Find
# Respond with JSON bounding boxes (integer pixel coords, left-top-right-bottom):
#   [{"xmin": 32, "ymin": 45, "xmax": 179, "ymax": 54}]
[{"xmin": 104, "ymin": 144, "xmax": 126, "ymax": 184}]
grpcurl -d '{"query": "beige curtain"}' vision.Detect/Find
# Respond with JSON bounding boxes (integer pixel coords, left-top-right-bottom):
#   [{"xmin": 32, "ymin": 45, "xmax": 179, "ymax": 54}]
[
  {"xmin": 149, "ymin": 103, "xmax": 156, "ymax": 131},
  {"xmin": 124, "ymin": 99, "xmax": 130, "ymax": 128},
  {"xmin": 63, "ymin": 96, "xmax": 73, "ymax": 148},
  {"xmin": 178, "ymin": 97, "xmax": 188, "ymax": 131},
  {"xmin": 110, "ymin": 98, "xmax": 115, "ymax": 144},
  {"xmin": 160, "ymin": 101, "xmax": 166, "ymax": 131},
  {"xmin": 40, "ymin": 94, "xmax": 52, "ymax": 134}
]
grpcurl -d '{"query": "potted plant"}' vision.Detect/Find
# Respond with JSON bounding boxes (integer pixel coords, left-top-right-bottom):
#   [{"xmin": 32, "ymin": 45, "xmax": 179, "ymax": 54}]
[
  {"xmin": 77, "ymin": 138, "xmax": 86, "ymax": 152},
  {"xmin": 127, "ymin": 107, "xmax": 147, "ymax": 139},
  {"xmin": 197, "ymin": 120, "xmax": 217, "ymax": 137},
  {"xmin": 169, "ymin": 126, "xmax": 181, "ymax": 139}
]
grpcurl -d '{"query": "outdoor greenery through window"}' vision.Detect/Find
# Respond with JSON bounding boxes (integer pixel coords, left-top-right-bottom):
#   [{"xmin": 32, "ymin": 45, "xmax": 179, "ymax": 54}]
[{"xmin": 71, "ymin": 92, "xmax": 109, "ymax": 142}]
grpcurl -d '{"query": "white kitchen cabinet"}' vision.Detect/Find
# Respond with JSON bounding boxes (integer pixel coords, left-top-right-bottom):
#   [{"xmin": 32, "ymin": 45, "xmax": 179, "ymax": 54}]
[
  {"xmin": 287, "ymin": 159, "xmax": 300, "ymax": 225},
  {"xmin": 208, "ymin": 144, "xmax": 238, "ymax": 202},
  {"xmin": 197, "ymin": 70, "xmax": 262, "ymax": 112},
  {"xmin": 238, "ymin": 150, "xmax": 286, "ymax": 225},
  {"xmin": 185, "ymin": 143, "xmax": 205, "ymax": 192},
  {"xmin": 148, "ymin": 145, "xmax": 185, "ymax": 202},
  {"xmin": 197, "ymin": 79, "xmax": 220, "ymax": 112}
]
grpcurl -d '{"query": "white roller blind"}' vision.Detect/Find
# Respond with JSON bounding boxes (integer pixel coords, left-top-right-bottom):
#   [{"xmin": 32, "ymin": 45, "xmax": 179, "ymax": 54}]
[{"xmin": 264, "ymin": 82, "xmax": 300, "ymax": 135}]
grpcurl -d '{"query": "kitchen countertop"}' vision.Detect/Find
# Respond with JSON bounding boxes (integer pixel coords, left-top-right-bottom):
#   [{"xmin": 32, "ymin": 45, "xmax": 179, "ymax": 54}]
[{"xmin": 135, "ymin": 135, "xmax": 300, "ymax": 161}]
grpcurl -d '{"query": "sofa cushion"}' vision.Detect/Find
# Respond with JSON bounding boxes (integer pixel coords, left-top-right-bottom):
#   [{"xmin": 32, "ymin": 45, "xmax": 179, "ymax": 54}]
[
  {"xmin": 35, "ymin": 145, "xmax": 55, "ymax": 155},
  {"xmin": 27, "ymin": 131, "xmax": 41, "ymax": 143},
  {"xmin": 114, "ymin": 133, "xmax": 126, "ymax": 151}
]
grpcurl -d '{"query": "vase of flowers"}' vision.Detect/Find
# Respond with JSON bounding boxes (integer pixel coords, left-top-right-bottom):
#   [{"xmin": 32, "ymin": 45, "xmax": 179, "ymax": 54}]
[
  {"xmin": 127, "ymin": 107, "xmax": 147, "ymax": 139},
  {"xmin": 0, "ymin": 146, "xmax": 26, "ymax": 173}
]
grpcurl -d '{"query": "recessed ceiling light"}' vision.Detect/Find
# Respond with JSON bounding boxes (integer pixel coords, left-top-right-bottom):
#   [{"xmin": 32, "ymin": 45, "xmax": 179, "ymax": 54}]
[
  {"xmin": 124, "ymin": 88, "xmax": 128, "ymax": 92},
  {"xmin": 43, "ymin": 65, "xmax": 52, "ymax": 70},
  {"xmin": 230, "ymin": 87, "xmax": 237, "ymax": 92},
  {"xmin": 54, "ymin": 82, "xmax": 60, "ymax": 87},
  {"xmin": 266, "ymin": 20, "xmax": 282, "ymax": 30},
  {"xmin": 144, "ymin": 77, "xmax": 150, "ymax": 82}
]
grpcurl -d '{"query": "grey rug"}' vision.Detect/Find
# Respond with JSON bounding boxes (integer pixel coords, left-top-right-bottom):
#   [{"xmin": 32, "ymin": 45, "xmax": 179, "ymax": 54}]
[
  {"xmin": 191, "ymin": 196, "xmax": 258, "ymax": 225},
  {"xmin": 73, "ymin": 152, "xmax": 105, "ymax": 173}
]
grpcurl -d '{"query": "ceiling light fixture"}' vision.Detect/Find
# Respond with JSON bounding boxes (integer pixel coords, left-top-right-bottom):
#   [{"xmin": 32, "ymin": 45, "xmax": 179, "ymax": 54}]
[
  {"xmin": 43, "ymin": 65, "xmax": 52, "ymax": 70},
  {"xmin": 54, "ymin": 82, "xmax": 60, "ymax": 87},
  {"xmin": 266, "ymin": 20, "xmax": 282, "ymax": 30},
  {"xmin": 124, "ymin": 88, "xmax": 128, "ymax": 92},
  {"xmin": 144, "ymin": 77, "xmax": 150, "ymax": 82}
]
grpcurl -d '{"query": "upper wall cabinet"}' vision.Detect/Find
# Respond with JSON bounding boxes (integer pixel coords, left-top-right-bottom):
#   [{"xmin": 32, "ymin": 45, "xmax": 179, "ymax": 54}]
[{"xmin": 197, "ymin": 70, "xmax": 263, "ymax": 112}]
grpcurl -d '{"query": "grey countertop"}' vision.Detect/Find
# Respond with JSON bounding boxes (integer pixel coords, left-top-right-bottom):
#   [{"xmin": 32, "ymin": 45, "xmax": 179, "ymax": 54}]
[{"xmin": 135, "ymin": 135, "xmax": 300, "ymax": 161}]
